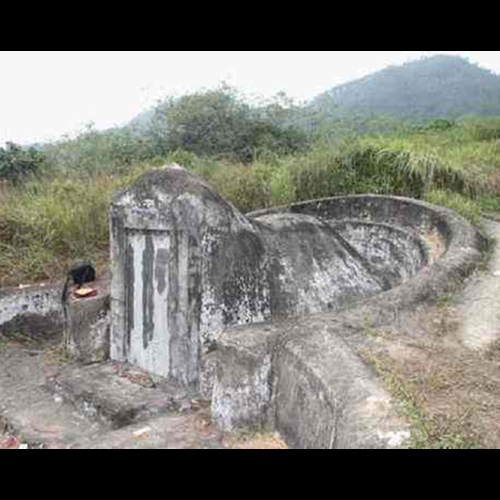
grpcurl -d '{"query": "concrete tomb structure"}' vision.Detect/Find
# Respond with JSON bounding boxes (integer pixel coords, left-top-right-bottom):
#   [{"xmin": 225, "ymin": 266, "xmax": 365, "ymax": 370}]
[
  {"xmin": 107, "ymin": 166, "xmax": 484, "ymax": 448},
  {"xmin": 1, "ymin": 165, "xmax": 484, "ymax": 448},
  {"xmin": 109, "ymin": 167, "xmax": 428, "ymax": 388}
]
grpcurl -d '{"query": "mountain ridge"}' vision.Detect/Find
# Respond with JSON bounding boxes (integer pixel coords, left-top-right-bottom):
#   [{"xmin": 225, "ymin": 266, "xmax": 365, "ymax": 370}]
[{"xmin": 311, "ymin": 55, "xmax": 500, "ymax": 120}]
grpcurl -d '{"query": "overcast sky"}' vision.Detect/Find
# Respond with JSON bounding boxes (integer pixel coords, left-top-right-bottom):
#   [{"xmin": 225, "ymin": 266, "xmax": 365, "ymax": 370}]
[{"xmin": 1, "ymin": 51, "xmax": 499, "ymax": 146}]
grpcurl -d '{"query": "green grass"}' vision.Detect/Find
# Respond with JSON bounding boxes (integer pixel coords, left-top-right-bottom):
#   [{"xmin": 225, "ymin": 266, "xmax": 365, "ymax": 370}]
[
  {"xmin": 425, "ymin": 190, "xmax": 483, "ymax": 225},
  {"xmin": 363, "ymin": 351, "xmax": 481, "ymax": 449},
  {"xmin": 0, "ymin": 167, "xmax": 150, "ymax": 286},
  {"xmin": 1, "ymin": 118, "xmax": 500, "ymax": 286},
  {"xmin": 362, "ymin": 118, "xmax": 500, "ymax": 198}
]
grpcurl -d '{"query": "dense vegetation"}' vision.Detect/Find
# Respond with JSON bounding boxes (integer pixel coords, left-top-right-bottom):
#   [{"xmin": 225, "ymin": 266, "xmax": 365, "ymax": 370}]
[
  {"xmin": 137, "ymin": 86, "xmax": 308, "ymax": 161},
  {"xmin": 1, "ymin": 57, "xmax": 500, "ymax": 286},
  {"xmin": 0, "ymin": 143, "xmax": 44, "ymax": 183},
  {"xmin": 312, "ymin": 55, "xmax": 500, "ymax": 121}
]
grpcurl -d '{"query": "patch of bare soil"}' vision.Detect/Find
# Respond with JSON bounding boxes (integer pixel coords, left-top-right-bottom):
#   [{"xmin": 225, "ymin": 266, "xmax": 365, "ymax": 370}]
[
  {"xmin": 224, "ymin": 432, "xmax": 288, "ymax": 450},
  {"xmin": 357, "ymin": 219, "xmax": 500, "ymax": 449},
  {"xmin": 361, "ymin": 302, "xmax": 500, "ymax": 449}
]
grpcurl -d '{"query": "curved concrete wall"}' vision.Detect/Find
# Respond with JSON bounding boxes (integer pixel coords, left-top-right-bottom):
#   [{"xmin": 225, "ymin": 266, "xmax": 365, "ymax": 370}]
[
  {"xmin": 214, "ymin": 195, "xmax": 486, "ymax": 448},
  {"xmin": 110, "ymin": 170, "xmax": 444, "ymax": 391},
  {"xmin": 333, "ymin": 221, "xmax": 429, "ymax": 287},
  {"xmin": 249, "ymin": 195, "xmax": 453, "ymax": 263},
  {"xmin": 0, "ymin": 167, "xmax": 486, "ymax": 448}
]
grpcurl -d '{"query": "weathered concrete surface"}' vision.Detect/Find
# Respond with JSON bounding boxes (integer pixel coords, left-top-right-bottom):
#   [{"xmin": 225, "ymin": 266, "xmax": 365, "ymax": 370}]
[
  {"xmin": 67, "ymin": 283, "xmax": 111, "ymax": 364},
  {"xmin": 256, "ymin": 213, "xmax": 389, "ymax": 316},
  {"xmin": 0, "ymin": 343, "xmax": 101, "ymax": 448},
  {"xmin": 212, "ymin": 318, "xmax": 410, "ymax": 449},
  {"xmin": 49, "ymin": 363, "xmax": 190, "ymax": 429},
  {"xmin": 0, "ymin": 168, "xmax": 487, "ymax": 448},
  {"xmin": 110, "ymin": 170, "xmax": 437, "ymax": 393},
  {"xmin": 71, "ymin": 414, "xmax": 222, "ymax": 449},
  {"xmin": 0, "ymin": 340, "xmax": 224, "ymax": 449},
  {"xmin": 332, "ymin": 221, "xmax": 429, "ymax": 287},
  {"xmin": 213, "ymin": 196, "xmax": 486, "ymax": 448},
  {"xmin": 274, "ymin": 323, "xmax": 410, "ymax": 449},
  {"xmin": 110, "ymin": 168, "xmax": 270, "ymax": 389},
  {"xmin": 212, "ymin": 323, "xmax": 279, "ymax": 431},
  {"xmin": 0, "ymin": 283, "xmax": 63, "ymax": 339}
]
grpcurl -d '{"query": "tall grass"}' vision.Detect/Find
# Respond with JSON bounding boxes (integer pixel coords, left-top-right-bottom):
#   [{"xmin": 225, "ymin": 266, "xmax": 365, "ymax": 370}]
[
  {"xmin": 0, "ymin": 168, "xmax": 151, "ymax": 286},
  {"xmin": 197, "ymin": 141, "xmax": 480, "ymax": 214},
  {"xmin": 425, "ymin": 190, "xmax": 483, "ymax": 225},
  {"xmin": 0, "ymin": 180, "xmax": 8, "ymax": 200},
  {"xmin": 1, "ymin": 119, "xmax": 500, "ymax": 286}
]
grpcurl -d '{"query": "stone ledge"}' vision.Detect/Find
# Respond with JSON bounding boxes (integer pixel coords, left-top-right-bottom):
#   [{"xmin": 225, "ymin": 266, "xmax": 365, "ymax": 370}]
[
  {"xmin": 48, "ymin": 363, "xmax": 190, "ymax": 430},
  {"xmin": 0, "ymin": 283, "xmax": 63, "ymax": 338}
]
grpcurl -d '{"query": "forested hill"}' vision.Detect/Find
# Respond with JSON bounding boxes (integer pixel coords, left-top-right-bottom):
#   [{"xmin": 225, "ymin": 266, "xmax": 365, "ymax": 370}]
[{"xmin": 311, "ymin": 55, "xmax": 500, "ymax": 120}]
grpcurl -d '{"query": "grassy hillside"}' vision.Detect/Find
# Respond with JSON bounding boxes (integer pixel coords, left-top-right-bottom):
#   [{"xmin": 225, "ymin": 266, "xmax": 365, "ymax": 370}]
[
  {"xmin": 2, "ymin": 69, "xmax": 500, "ymax": 287},
  {"xmin": 1, "ymin": 116, "xmax": 499, "ymax": 287}
]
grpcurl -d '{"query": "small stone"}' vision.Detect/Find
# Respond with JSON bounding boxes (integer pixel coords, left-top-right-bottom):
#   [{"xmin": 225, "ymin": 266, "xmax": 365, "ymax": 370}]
[{"xmin": 132, "ymin": 427, "xmax": 152, "ymax": 438}]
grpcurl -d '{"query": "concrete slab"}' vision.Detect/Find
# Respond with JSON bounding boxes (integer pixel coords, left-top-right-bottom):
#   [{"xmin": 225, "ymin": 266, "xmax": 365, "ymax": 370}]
[
  {"xmin": 0, "ymin": 340, "xmax": 223, "ymax": 449},
  {"xmin": 71, "ymin": 414, "xmax": 222, "ymax": 449},
  {"xmin": 49, "ymin": 362, "xmax": 193, "ymax": 429},
  {"xmin": 0, "ymin": 344, "xmax": 101, "ymax": 448}
]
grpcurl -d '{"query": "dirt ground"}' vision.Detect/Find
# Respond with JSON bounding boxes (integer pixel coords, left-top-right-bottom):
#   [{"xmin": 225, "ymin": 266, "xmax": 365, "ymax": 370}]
[{"xmin": 353, "ymin": 217, "xmax": 500, "ymax": 449}]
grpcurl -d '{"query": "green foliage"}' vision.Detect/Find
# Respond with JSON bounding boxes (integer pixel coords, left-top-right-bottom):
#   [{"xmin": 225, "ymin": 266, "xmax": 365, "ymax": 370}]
[
  {"xmin": 425, "ymin": 190, "xmax": 483, "ymax": 225},
  {"xmin": 147, "ymin": 85, "xmax": 308, "ymax": 162},
  {"xmin": 193, "ymin": 141, "xmax": 477, "ymax": 214},
  {"xmin": 461, "ymin": 118, "xmax": 500, "ymax": 142},
  {"xmin": 288, "ymin": 144, "xmax": 427, "ymax": 201},
  {"xmin": 479, "ymin": 195, "xmax": 500, "ymax": 214},
  {"xmin": 0, "ymin": 166, "xmax": 150, "ymax": 286},
  {"xmin": 311, "ymin": 55, "xmax": 500, "ymax": 122},
  {"xmin": 208, "ymin": 164, "xmax": 271, "ymax": 214},
  {"xmin": 4, "ymin": 68, "xmax": 500, "ymax": 287},
  {"xmin": 42, "ymin": 125, "xmax": 153, "ymax": 175},
  {"xmin": 0, "ymin": 143, "xmax": 44, "ymax": 183},
  {"xmin": 418, "ymin": 119, "xmax": 457, "ymax": 132},
  {"xmin": 39, "ymin": 88, "xmax": 308, "ymax": 175}
]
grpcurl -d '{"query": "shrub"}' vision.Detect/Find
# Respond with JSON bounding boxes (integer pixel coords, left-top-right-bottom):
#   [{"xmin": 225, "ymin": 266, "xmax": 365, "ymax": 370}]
[
  {"xmin": 0, "ymin": 143, "xmax": 44, "ymax": 183},
  {"xmin": 149, "ymin": 86, "xmax": 308, "ymax": 162},
  {"xmin": 288, "ymin": 143, "xmax": 429, "ymax": 202},
  {"xmin": 463, "ymin": 118, "xmax": 500, "ymax": 142},
  {"xmin": 43, "ymin": 126, "xmax": 153, "ymax": 175}
]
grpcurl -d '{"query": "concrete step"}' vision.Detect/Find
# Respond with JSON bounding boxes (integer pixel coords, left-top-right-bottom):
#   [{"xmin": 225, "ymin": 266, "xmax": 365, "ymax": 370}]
[
  {"xmin": 0, "ymin": 344, "xmax": 101, "ymax": 448},
  {"xmin": 48, "ymin": 362, "xmax": 197, "ymax": 429},
  {"xmin": 0, "ymin": 341, "xmax": 224, "ymax": 449}
]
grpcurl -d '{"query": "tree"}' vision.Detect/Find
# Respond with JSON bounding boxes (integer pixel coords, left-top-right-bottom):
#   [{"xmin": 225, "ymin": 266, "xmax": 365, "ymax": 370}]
[
  {"xmin": 148, "ymin": 85, "xmax": 308, "ymax": 162},
  {"xmin": 0, "ymin": 143, "xmax": 44, "ymax": 183}
]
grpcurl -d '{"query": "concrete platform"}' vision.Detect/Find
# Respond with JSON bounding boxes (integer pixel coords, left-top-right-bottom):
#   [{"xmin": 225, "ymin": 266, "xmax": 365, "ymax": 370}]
[
  {"xmin": 0, "ymin": 339, "xmax": 224, "ymax": 449},
  {"xmin": 49, "ymin": 363, "xmax": 194, "ymax": 429}
]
